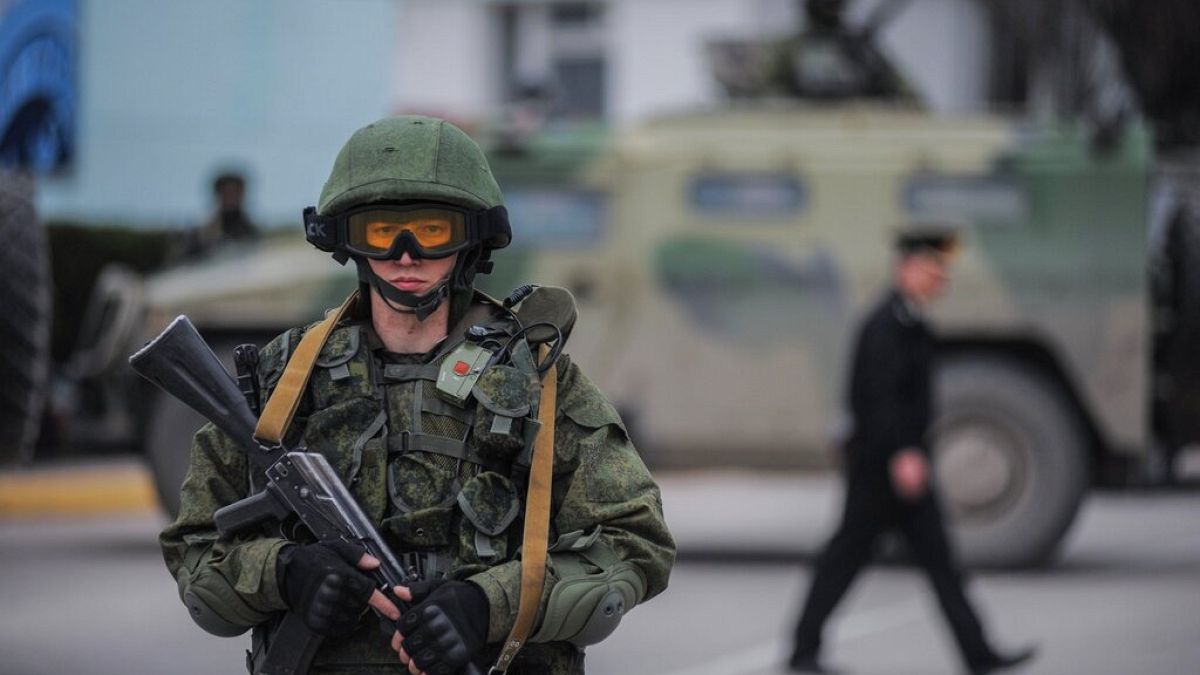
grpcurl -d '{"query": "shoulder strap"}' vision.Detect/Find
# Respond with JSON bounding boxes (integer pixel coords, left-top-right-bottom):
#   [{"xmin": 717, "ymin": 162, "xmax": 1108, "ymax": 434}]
[
  {"xmin": 254, "ymin": 291, "xmax": 359, "ymax": 444},
  {"xmin": 490, "ymin": 344, "xmax": 556, "ymax": 674}
]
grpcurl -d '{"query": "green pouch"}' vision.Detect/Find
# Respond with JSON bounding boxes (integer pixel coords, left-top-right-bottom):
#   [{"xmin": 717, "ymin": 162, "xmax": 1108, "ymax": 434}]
[
  {"xmin": 255, "ymin": 328, "xmax": 296, "ymax": 393},
  {"xmin": 387, "ymin": 452, "xmax": 459, "ymax": 512},
  {"xmin": 456, "ymin": 471, "xmax": 521, "ymax": 563},
  {"xmin": 300, "ymin": 397, "xmax": 382, "ymax": 482},
  {"xmin": 310, "ymin": 326, "xmax": 372, "ymax": 406},
  {"xmin": 471, "ymin": 364, "xmax": 537, "ymax": 461}
]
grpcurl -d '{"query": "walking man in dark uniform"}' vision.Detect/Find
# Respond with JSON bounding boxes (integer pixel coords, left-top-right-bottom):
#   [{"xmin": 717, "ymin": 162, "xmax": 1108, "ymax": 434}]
[{"xmin": 788, "ymin": 229, "xmax": 1035, "ymax": 675}]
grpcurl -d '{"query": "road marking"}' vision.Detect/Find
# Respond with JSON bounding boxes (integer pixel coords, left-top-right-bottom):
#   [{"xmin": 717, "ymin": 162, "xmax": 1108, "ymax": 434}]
[{"xmin": 653, "ymin": 602, "xmax": 920, "ymax": 675}]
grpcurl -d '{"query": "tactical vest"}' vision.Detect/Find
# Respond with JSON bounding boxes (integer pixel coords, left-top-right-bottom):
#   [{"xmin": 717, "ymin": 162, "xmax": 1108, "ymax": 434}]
[{"xmin": 249, "ymin": 293, "xmax": 573, "ymax": 671}]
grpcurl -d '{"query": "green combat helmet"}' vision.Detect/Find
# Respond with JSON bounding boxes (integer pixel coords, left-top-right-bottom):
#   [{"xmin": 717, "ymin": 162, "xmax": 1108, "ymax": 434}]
[{"xmin": 303, "ymin": 115, "xmax": 512, "ymax": 319}]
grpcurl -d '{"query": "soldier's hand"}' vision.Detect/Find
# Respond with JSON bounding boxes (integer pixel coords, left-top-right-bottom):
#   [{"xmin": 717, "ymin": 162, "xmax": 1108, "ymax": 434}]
[
  {"xmin": 277, "ymin": 539, "xmax": 398, "ymax": 636},
  {"xmin": 390, "ymin": 580, "xmax": 489, "ymax": 675},
  {"xmin": 890, "ymin": 448, "xmax": 929, "ymax": 501}
]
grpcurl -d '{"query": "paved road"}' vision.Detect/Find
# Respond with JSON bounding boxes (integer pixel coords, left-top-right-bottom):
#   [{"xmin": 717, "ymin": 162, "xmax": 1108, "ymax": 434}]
[{"xmin": 1, "ymin": 472, "xmax": 1198, "ymax": 675}]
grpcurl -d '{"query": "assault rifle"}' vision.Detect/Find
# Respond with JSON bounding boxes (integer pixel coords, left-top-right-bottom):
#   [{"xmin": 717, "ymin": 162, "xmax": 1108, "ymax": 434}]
[{"xmin": 130, "ymin": 315, "xmax": 482, "ymax": 675}]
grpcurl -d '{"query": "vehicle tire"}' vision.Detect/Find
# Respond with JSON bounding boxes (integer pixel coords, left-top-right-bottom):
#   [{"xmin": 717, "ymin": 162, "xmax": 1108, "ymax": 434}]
[
  {"xmin": 144, "ymin": 386, "xmax": 207, "ymax": 518},
  {"xmin": 0, "ymin": 172, "xmax": 50, "ymax": 466},
  {"xmin": 144, "ymin": 336, "xmax": 263, "ymax": 518},
  {"xmin": 933, "ymin": 356, "xmax": 1088, "ymax": 568}
]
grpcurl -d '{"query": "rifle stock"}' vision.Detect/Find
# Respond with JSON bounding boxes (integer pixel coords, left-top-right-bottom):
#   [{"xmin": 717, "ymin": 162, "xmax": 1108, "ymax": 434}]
[{"xmin": 129, "ymin": 315, "xmax": 262, "ymax": 458}]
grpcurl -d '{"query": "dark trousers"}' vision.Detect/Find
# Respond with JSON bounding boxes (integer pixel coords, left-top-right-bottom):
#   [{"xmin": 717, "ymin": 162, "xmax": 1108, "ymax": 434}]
[{"xmin": 792, "ymin": 474, "xmax": 993, "ymax": 667}]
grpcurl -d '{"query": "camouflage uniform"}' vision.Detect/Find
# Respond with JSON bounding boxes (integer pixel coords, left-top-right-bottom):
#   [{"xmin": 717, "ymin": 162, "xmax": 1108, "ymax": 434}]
[
  {"xmin": 160, "ymin": 116, "xmax": 674, "ymax": 674},
  {"xmin": 160, "ymin": 293, "xmax": 674, "ymax": 674}
]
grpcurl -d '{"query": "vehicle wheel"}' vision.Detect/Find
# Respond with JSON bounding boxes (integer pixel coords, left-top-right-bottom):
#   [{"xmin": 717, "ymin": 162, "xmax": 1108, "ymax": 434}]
[
  {"xmin": 144, "ymin": 336, "xmax": 263, "ymax": 518},
  {"xmin": 144, "ymin": 387, "xmax": 207, "ymax": 518},
  {"xmin": 933, "ymin": 356, "xmax": 1088, "ymax": 568},
  {"xmin": 0, "ymin": 172, "xmax": 50, "ymax": 466}
]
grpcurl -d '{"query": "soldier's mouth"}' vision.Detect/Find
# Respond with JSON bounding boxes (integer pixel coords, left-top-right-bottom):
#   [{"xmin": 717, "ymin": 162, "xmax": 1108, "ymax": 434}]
[{"xmin": 390, "ymin": 277, "xmax": 427, "ymax": 290}]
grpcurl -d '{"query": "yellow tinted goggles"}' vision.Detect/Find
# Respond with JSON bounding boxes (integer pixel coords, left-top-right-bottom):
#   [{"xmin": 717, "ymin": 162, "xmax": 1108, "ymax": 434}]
[{"xmin": 345, "ymin": 207, "xmax": 469, "ymax": 259}]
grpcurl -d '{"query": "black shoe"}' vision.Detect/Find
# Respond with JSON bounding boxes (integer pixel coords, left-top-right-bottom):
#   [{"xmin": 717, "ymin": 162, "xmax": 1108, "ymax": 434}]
[
  {"xmin": 788, "ymin": 651, "xmax": 834, "ymax": 674},
  {"xmin": 969, "ymin": 646, "xmax": 1037, "ymax": 675}
]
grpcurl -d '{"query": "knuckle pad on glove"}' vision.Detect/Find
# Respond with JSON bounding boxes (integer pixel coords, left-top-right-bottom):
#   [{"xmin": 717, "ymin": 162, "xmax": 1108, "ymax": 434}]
[
  {"xmin": 401, "ymin": 611, "xmax": 419, "ymax": 630},
  {"xmin": 280, "ymin": 542, "xmax": 378, "ymax": 637},
  {"xmin": 406, "ymin": 630, "xmax": 428, "ymax": 651}
]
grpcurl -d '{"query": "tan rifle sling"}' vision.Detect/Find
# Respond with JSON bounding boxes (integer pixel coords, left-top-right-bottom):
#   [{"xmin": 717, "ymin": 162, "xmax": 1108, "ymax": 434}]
[
  {"xmin": 490, "ymin": 344, "xmax": 556, "ymax": 674},
  {"xmin": 254, "ymin": 291, "xmax": 359, "ymax": 444}
]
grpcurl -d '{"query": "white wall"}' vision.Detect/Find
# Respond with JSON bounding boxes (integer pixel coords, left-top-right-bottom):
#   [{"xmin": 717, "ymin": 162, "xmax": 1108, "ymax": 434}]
[
  {"xmin": 391, "ymin": 0, "xmax": 500, "ymax": 120},
  {"xmin": 37, "ymin": 0, "xmax": 398, "ymax": 227},
  {"xmin": 876, "ymin": 0, "xmax": 991, "ymax": 113},
  {"xmin": 608, "ymin": 0, "xmax": 761, "ymax": 123}
]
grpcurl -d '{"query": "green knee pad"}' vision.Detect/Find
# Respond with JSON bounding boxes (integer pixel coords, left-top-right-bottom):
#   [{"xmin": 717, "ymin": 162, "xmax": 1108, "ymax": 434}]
[{"xmin": 183, "ymin": 585, "xmax": 253, "ymax": 637}]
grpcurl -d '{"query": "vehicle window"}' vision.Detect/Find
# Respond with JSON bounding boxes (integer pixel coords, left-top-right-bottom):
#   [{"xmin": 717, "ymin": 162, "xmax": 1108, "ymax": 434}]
[
  {"xmin": 904, "ymin": 175, "xmax": 1029, "ymax": 225},
  {"xmin": 503, "ymin": 187, "xmax": 606, "ymax": 247},
  {"xmin": 688, "ymin": 173, "xmax": 807, "ymax": 218}
]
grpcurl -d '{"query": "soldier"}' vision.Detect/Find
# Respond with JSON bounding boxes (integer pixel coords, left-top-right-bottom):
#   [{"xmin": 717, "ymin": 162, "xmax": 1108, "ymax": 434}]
[
  {"xmin": 788, "ymin": 229, "xmax": 1035, "ymax": 675},
  {"xmin": 160, "ymin": 115, "xmax": 675, "ymax": 675},
  {"xmin": 203, "ymin": 171, "xmax": 260, "ymax": 242}
]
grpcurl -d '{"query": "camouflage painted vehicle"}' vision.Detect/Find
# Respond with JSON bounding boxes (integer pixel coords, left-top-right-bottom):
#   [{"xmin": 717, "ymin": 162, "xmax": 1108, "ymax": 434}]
[{"xmin": 139, "ymin": 105, "xmax": 1184, "ymax": 568}]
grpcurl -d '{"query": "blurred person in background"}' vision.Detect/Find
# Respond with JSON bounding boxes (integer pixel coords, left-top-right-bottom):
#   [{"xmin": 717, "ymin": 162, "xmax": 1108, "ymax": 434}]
[
  {"xmin": 788, "ymin": 229, "xmax": 1035, "ymax": 675},
  {"xmin": 199, "ymin": 170, "xmax": 260, "ymax": 246},
  {"xmin": 159, "ymin": 116, "xmax": 674, "ymax": 675}
]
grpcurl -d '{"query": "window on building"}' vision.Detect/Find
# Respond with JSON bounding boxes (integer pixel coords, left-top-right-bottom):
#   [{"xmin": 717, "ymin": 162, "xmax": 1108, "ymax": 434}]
[{"xmin": 497, "ymin": 2, "xmax": 607, "ymax": 121}]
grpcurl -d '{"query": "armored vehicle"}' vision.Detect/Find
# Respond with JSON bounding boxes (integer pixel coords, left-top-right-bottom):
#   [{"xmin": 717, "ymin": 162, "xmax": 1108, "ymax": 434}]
[{"xmin": 127, "ymin": 106, "xmax": 1190, "ymax": 568}]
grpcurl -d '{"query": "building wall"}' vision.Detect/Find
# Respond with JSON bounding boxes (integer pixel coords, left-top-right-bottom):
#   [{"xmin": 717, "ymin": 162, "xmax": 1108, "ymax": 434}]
[
  {"xmin": 878, "ymin": 0, "xmax": 991, "ymax": 113},
  {"xmin": 392, "ymin": 0, "xmax": 500, "ymax": 120},
  {"xmin": 608, "ymin": 0, "xmax": 760, "ymax": 122},
  {"xmin": 37, "ymin": 0, "xmax": 398, "ymax": 227}
]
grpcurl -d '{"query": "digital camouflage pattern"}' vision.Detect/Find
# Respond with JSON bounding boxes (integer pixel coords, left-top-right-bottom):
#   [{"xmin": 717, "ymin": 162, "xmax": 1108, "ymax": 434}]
[
  {"xmin": 160, "ymin": 293, "xmax": 675, "ymax": 675},
  {"xmin": 318, "ymin": 116, "xmax": 505, "ymax": 217}
]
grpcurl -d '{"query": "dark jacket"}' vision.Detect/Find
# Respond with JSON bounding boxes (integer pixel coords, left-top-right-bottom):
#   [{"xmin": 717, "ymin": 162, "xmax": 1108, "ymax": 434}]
[{"xmin": 846, "ymin": 289, "xmax": 933, "ymax": 476}]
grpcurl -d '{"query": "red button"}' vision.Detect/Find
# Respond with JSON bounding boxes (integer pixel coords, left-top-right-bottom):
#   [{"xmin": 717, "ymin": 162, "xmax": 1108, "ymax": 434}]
[{"xmin": 453, "ymin": 360, "xmax": 470, "ymax": 376}]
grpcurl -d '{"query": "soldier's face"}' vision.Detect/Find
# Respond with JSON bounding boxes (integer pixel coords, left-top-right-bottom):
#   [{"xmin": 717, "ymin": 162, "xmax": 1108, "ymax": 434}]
[
  {"xmin": 368, "ymin": 252, "xmax": 458, "ymax": 296},
  {"xmin": 899, "ymin": 252, "xmax": 950, "ymax": 303}
]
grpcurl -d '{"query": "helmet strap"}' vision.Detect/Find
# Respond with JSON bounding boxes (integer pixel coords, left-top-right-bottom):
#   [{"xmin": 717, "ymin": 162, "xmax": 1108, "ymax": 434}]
[{"xmin": 353, "ymin": 257, "xmax": 450, "ymax": 321}]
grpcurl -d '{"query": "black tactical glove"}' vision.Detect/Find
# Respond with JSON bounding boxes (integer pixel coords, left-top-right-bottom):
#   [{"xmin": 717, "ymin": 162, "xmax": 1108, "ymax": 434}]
[
  {"xmin": 277, "ymin": 539, "xmax": 375, "ymax": 637},
  {"xmin": 401, "ymin": 580, "xmax": 490, "ymax": 675}
]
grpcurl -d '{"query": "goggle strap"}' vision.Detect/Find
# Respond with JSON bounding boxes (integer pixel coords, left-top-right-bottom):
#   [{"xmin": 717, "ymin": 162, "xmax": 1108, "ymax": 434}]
[
  {"xmin": 303, "ymin": 207, "xmax": 339, "ymax": 252},
  {"xmin": 476, "ymin": 248, "xmax": 495, "ymax": 274},
  {"xmin": 478, "ymin": 205, "xmax": 512, "ymax": 248}
]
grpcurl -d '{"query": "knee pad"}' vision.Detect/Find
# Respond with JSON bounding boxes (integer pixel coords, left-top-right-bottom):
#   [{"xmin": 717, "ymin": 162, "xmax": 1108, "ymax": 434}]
[{"xmin": 183, "ymin": 587, "xmax": 252, "ymax": 637}]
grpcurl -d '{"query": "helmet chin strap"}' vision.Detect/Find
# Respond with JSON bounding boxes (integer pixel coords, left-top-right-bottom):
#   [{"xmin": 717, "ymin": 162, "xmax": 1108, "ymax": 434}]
[{"xmin": 353, "ymin": 257, "xmax": 450, "ymax": 321}]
